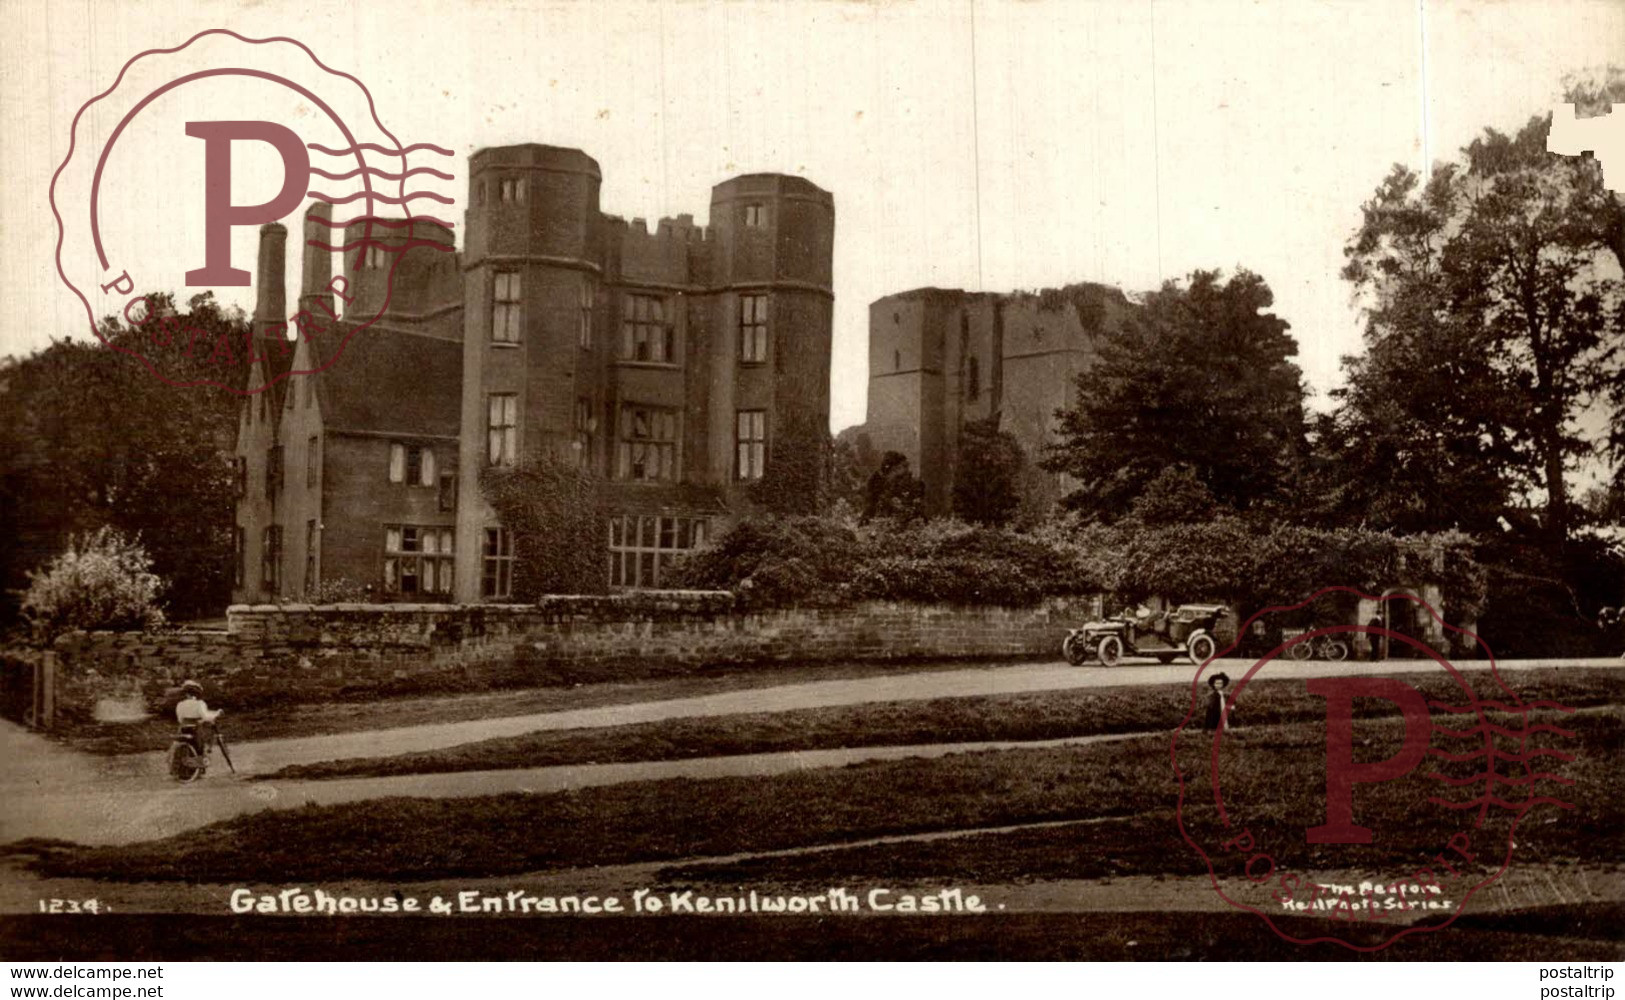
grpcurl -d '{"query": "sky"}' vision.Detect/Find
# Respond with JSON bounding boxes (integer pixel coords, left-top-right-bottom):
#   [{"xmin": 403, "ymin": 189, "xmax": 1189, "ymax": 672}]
[{"xmin": 1, "ymin": 0, "xmax": 1620, "ymax": 435}]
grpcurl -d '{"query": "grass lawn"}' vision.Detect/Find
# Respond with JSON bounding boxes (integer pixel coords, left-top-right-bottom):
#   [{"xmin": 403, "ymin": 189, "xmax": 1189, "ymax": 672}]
[
  {"xmin": 56, "ymin": 655, "xmax": 1026, "ymax": 755},
  {"xmin": 262, "ymin": 667, "xmax": 1625, "ymax": 782},
  {"xmin": 31, "ymin": 690, "xmax": 1621, "ymax": 885}
]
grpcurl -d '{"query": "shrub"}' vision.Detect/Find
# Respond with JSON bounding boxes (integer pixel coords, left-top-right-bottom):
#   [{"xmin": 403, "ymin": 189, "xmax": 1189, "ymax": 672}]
[
  {"xmin": 308, "ymin": 577, "xmax": 368, "ymax": 604},
  {"xmin": 481, "ymin": 459, "xmax": 607, "ymax": 597},
  {"xmin": 20, "ymin": 527, "xmax": 165, "ymax": 639},
  {"xmin": 1107, "ymin": 516, "xmax": 1486, "ymax": 622},
  {"xmin": 669, "ymin": 516, "xmax": 864, "ymax": 608}
]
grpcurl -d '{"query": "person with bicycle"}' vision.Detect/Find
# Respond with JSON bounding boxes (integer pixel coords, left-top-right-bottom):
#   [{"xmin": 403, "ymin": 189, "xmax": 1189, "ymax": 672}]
[
  {"xmin": 168, "ymin": 680, "xmax": 234, "ymax": 781},
  {"xmin": 175, "ymin": 679, "xmax": 222, "ymax": 750}
]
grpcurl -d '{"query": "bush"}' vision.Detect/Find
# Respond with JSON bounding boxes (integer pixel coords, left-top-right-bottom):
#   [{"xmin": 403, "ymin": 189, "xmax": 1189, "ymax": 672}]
[
  {"xmin": 308, "ymin": 577, "xmax": 368, "ymax": 604},
  {"xmin": 481, "ymin": 460, "xmax": 606, "ymax": 597},
  {"xmin": 668, "ymin": 517, "xmax": 864, "ymax": 608},
  {"xmin": 20, "ymin": 527, "xmax": 165, "ymax": 639}
]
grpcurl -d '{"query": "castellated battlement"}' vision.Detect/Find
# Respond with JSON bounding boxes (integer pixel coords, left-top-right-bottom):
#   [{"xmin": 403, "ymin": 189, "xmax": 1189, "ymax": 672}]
[{"xmin": 601, "ymin": 213, "xmax": 713, "ymax": 245}]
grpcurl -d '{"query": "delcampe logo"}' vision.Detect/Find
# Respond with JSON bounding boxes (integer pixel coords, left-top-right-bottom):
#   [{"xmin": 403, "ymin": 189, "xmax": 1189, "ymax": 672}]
[
  {"xmin": 1171, "ymin": 587, "xmax": 1579, "ymax": 952},
  {"xmin": 49, "ymin": 28, "xmax": 455, "ymax": 394}
]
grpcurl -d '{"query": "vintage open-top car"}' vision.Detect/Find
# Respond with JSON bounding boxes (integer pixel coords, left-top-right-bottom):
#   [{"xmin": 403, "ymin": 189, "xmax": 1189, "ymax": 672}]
[{"xmin": 1062, "ymin": 604, "xmax": 1229, "ymax": 666}]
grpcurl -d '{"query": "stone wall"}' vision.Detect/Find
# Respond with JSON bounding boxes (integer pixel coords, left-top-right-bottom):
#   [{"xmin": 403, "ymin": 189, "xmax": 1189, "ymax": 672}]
[{"xmin": 22, "ymin": 592, "xmax": 1103, "ymax": 727}]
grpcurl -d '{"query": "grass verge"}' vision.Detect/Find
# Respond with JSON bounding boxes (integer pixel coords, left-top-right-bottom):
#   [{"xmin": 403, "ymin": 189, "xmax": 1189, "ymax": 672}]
[
  {"xmin": 31, "ymin": 700, "xmax": 1621, "ymax": 885},
  {"xmin": 261, "ymin": 668, "xmax": 1625, "ymax": 782}
]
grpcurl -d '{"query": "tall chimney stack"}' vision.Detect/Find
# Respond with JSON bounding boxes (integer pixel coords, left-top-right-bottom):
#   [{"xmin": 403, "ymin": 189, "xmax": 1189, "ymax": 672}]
[
  {"xmin": 299, "ymin": 201, "xmax": 336, "ymax": 319},
  {"xmin": 254, "ymin": 222, "xmax": 288, "ymax": 336}
]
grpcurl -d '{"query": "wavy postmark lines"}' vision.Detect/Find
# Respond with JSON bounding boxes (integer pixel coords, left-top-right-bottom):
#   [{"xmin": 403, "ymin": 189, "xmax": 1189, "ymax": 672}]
[
  {"xmin": 49, "ymin": 28, "xmax": 454, "ymax": 395},
  {"xmin": 1171, "ymin": 587, "xmax": 1578, "ymax": 952}
]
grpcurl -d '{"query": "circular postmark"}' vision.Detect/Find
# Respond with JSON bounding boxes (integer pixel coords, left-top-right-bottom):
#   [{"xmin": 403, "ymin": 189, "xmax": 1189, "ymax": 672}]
[
  {"xmin": 49, "ymin": 28, "xmax": 455, "ymax": 395},
  {"xmin": 1171, "ymin": 586, "xmax": 1579, "ymax": 952}
]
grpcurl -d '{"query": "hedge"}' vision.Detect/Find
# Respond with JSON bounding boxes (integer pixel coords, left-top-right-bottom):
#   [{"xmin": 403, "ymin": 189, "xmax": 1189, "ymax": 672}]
[{"xmin": 671, "ymin": 513, "xmax": 1489, "ymax": 617}]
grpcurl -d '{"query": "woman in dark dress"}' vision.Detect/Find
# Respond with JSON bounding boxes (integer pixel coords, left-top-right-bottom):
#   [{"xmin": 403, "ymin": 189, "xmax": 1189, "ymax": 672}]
[{"xmin": 1204, "ymin": 672, "xmax": 1231, "ymax": 731}]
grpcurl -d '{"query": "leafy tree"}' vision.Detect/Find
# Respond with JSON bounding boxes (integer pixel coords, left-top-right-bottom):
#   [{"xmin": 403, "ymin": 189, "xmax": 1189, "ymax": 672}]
[
  {"xmin": 481, "ymin": 457, "xmax": 606, "ymax": 597},
  {"xmin": 951, "ymin": 415, "xmax": 1025, "ymax": 526},
  {"xmin": 1126, "ymin": 465, "xmax": 1218, "ymax": 526},
  {"xmin": 1308, "ymin": 301, "xmax": 1520, "ymax": 535},
  {"xmin": 862, "ymin": 451, "xmax": 926, "ymax": 523},
  {"xmin": 21, "ymin": 526, "xmax": 165, "ymax": 639},
  {"xmin": 830, "ymin": 428, "xmax": 883, "ymax": 513},
  {"xmin": 1339, "ymin": 114, "xmax": 1622, "ymax": 543},
  {"xmin": 1043, "ymin": 270, "xmax": 1307, "ymax": 520},
  {"xmin": 0, "ymin": 293, "xmax": 243, "ymax": 624},
  {"xmin": 1581, "ymin": 482, "xmax": 1625, "ymax": 524}
]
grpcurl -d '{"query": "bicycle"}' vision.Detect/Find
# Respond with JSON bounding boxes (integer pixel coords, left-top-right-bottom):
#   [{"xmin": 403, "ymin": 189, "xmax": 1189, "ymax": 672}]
[
  {"xmin": 168, "ymin": 719, "xmax": 236, "ymax": 782},
  {"xmin": 1282, "ymin": 627, "xmax": 1350, "ymax": 662}
]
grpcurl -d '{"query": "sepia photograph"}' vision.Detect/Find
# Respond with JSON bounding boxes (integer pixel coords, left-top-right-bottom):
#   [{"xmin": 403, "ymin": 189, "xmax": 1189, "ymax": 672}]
[{"xmin": 0, "ymin": 0, "xmax": 1622, "ymax": 969}]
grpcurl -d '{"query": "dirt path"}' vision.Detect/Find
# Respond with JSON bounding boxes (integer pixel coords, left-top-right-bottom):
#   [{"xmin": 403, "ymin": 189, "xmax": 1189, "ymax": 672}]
[{"xmin": 0, "ymin": 733, "xmax": 1141, "ymax": 846}]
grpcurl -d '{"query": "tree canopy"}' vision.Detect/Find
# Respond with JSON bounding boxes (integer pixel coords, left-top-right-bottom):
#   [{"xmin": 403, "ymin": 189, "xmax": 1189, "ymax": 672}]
[
  {"xmin": 1332, "ymin": 113, "xmax": 1622, "ymax": 543},
  {"xmin": 1043, "ymin": 269, "xmax": 1307, "ymax": 521},
  {"xmin": 951, "ymin": 415, "xmax": 1025, "ymax": 526},
  {"xmin": 0, "ymin": 293, "xmax": 244, "ymax": 624}
]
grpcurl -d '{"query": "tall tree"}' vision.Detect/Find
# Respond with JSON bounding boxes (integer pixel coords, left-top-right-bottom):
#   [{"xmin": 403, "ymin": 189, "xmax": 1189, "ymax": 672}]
[
  {"xmin": 1564, "ymin": 66, "xmax": 1625, "ymax": 483},
  {"xmin": 1043, "ymin": 270, "xmax": 1307, "ymax": 520},
  {"xmin": 951, "ymin": 415, "xmax": 1025, "ymax": 526},
  {"xmin": 0, "ymin": 293, "xmax": 244, "ymax": 623},
  {"xmin": 1340, "ymin": 113, "xmax": 1622, "ymax": 543}
]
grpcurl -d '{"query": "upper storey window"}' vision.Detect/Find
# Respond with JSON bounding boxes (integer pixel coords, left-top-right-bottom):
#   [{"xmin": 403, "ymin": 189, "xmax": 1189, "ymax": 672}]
[
  {"xmin": 389, "ymin": 443, "xmax": 437, "ymax": 486},
  {"xmin": 492, "ymin": 272, "xmax": 522, "ymax": 343},
  {"xmin": 363, "ymin": 245, "xmax": 387, "ymax": 269},
  {"xmin": 499, "ymin": 177, "xmax": 525, "ymax": 203},
  {"xmin": 488, "ymin": 394, "xmax": 518, "ymax": 467},
  {"xmin": 578, "ymin": 281, "xmax": 594, "ymax": 349},
  {"xmin": 616, "ymin": 405, "xmax": 677, "ymax": 482},
  {"xmin": 744, "ymin": 204, "xmax": 766, "ymax": 227},
  {"xmin": 620, "ymin": 293, "xmax": 675, "ymax": 364},
  {"xmin": 740, "ymin": 294, "xmax": 768, "ymax": 364}
]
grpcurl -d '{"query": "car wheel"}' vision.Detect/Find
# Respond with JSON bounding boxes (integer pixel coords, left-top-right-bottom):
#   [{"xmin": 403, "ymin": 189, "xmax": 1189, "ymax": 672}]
[
  {"xmin": 1188, "ymin": 633, "xmax": 1217, "ymax": 664},
  {"xmin": 1097, "ymin": 635, "xmax": 1123, "ymax": 667},
  {"xmin": 1323, "ymin": 640, "xmax": 1349, "ymax": 662},
  {"xmin": 1062, "ymin": 633, "xmax": 1089, "ymax": 666}
]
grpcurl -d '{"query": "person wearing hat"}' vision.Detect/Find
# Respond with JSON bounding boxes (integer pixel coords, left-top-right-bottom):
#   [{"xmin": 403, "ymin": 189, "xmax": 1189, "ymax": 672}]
[
  {"xmin": 1203, "ymin": 671, "xmax": 1233, "ymax": 731},
  {"xmin": 174, "ymin": 679, "xmax": 222, "ymax": 742}
]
